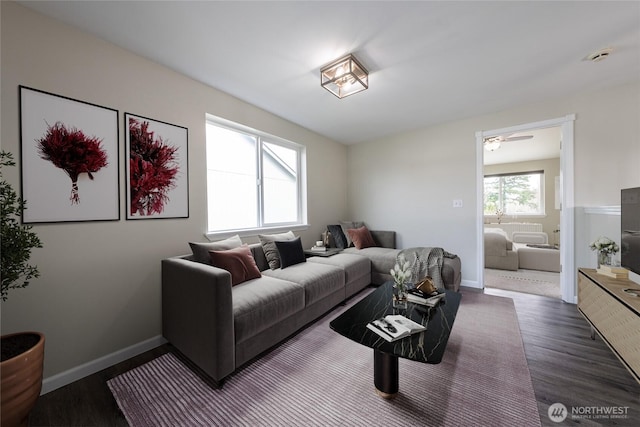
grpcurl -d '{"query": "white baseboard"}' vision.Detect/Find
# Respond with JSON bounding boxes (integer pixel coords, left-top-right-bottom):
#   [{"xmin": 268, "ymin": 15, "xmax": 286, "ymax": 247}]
[
  {"xmin": 461, "ymin": 278, "xmax": 482, "ymax": 289},
  {"xmin": 41, "ymin": 335, "xmax": 167, "ymax": 395}
]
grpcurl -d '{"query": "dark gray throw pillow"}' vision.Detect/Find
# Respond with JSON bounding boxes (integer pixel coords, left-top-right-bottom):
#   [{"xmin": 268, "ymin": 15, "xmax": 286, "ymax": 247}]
[
  {"xmin": 327, "ymin": 224, "xmax": 348, "ymax": 249},
  {"xmin": 275, "ymin": 237, "xmax": 306, "ymax": 269}
]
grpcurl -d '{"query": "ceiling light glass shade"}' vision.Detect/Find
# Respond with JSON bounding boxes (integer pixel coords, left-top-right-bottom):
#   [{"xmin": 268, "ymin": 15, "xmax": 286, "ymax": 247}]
[
  {"xmin": 321, "ymin": 54, "xmax": 368, "ymax": 99},
  {"xmin": 484, "ymin": 141, "xmax": 501, "ymax": 151}
]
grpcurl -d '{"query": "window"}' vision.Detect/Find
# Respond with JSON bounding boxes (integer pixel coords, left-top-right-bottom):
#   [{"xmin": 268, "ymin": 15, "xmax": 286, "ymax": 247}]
[
  {"xmin": 206, "ymin": 117, "xmax": 306, "ymax": 236},
  {"xmin": 484, "ymin": 171, "xmax": 544, "ymax": 216}
]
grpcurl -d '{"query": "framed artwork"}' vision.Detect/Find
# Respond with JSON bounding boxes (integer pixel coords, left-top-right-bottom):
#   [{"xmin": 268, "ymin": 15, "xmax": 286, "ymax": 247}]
[
  {"xmin": 125, "ymin": 113, "xmax": 189, "ymax": 219},
  {"xmin": 19, "ymin": 86, "xmax": 120, "ymax": 223}
]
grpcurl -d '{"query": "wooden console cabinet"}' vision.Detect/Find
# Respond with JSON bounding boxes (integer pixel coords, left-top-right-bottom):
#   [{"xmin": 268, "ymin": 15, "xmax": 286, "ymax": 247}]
[{"xmin": 577, "ymin": 268, "xmax": 640, "ymax": 383}]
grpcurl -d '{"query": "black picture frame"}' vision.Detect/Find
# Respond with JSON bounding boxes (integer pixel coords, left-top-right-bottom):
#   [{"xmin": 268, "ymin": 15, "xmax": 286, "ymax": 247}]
[
  {"xmin": 19, "ymin": 86, "xmax": 120, "ymax": 223},
  {"xmin": 125, "ymin": 113, "xmax": 189, "ymax": 220}
]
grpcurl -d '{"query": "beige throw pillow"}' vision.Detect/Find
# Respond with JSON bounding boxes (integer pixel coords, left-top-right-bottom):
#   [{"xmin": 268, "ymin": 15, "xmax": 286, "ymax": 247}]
[
  {"xmin": 189, "ymin": 234, "xmax": 243, "ymax": 264},
  {"xmin": 258, "ymin": 231, "xmax": 296, "ymax": 269}
]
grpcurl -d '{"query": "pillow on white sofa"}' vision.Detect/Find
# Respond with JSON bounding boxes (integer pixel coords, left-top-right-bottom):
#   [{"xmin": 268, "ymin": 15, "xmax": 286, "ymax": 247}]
[{"xmin": 512, "ymin": 231, "xmax": 548, "ymax": 244}]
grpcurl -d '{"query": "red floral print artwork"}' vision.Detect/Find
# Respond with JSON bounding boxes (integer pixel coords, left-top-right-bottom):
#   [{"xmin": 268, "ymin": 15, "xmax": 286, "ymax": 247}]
[
  {"xmin": 129, "ymin": 118, "xmax": 179, "ymax": 216},
  {"xmin": 37, "ymin": 121, "xmax": 108, "ymax": 204}
]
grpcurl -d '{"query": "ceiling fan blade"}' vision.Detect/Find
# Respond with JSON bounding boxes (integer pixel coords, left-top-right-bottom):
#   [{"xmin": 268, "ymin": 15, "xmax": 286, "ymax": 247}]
[
  {"xmin": 503, "ymin": 135, "xmax": 533, "ymax": 142},
  {"xmin": 483, "ymin": 136, "xmax": 502, "ymax": 143}
]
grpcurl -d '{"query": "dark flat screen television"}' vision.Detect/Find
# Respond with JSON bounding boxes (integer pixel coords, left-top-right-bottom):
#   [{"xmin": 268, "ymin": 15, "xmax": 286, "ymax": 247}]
[{"xmin": 621, "ymin": 187, "xmax": 640, "ymax": 276}]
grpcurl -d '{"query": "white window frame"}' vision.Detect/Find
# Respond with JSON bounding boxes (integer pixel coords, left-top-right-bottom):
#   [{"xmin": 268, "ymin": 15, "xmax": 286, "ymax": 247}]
[
  {"xmin": 205, "ymin": 115, "xmax": 308, "ymax": 240},
  {"xmin": 483, "ymin": 170, "xmax": 546, "ymax": 219}
]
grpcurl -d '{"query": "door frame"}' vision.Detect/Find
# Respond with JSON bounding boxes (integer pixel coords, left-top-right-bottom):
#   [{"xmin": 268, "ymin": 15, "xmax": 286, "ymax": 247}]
[{"xmin": 475, "ymin": 114, "xmax": 576, "ymax": 303}]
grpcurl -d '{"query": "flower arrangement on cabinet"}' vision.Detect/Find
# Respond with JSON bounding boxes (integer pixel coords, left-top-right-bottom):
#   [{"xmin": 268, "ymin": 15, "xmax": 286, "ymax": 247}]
[{"xmin": 589, "ymin": 236, "xmax": 619, "ymax": 267}]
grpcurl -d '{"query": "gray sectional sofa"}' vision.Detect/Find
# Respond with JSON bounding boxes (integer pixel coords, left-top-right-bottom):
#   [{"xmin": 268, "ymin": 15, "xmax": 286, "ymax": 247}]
[{"xmin": 162, "ymin": 230, "xmax": 461, "ymax": 385}]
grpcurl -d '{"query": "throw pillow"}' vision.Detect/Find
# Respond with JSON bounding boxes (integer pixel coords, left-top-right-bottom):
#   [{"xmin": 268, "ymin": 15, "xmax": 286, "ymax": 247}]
[
  {"xmin": 189, "ymin": 234, "xmax": 242, "ymax": 264},
  {"xmin": 340, "ymin": 220, "xmax": 365, "ymax": 247},
  {"xmin": 327, "ymin": 224, "xmax": 348, "ymax": 249},
  {"xmin": 275, "ymin": 237, "xmax": 306, "ymax": 269},
  {"xmin": 347, "ymin": 226, "xmax": 377, "ymax": 249},
  {"xmin": 209, "ymin": 244, "xmax": 262, "ymax": 286},
  {"xmin": 259, "ymin": 231, "xmax": 296, "ymax": 269}
]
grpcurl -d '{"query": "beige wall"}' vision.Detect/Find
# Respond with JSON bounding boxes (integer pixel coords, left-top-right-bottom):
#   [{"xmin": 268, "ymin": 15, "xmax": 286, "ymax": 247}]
[
  {"xmin": 484, "ymin": 157, "xmax": 561, "ymax": 242},
  {"xmin": 1, "ymin": 2, "xmax": 348, "ymax": 382},
  {"xmin": 348, "ymin": 81, "xmax": 639, "ymax": 286}
]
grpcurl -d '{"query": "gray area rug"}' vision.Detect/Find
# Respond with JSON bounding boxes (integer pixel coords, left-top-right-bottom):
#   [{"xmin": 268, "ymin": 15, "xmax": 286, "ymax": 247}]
[
  {"xmin": 484, "ymin": 268, "xmax": 561, "ymax": 299},
  {"xmin": 108, "ymin": 291, "xmax": 541, "ymax": 426}
]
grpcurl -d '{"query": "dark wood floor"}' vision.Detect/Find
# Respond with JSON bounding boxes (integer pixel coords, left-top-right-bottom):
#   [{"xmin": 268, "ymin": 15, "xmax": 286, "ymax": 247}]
[
  {"xmin": 29, "ymin": 287, "xmax": 639, "ymax": 426},
  {"xmin": 483, "ymin": 288, "xmax": 639, "ymax": 427}
]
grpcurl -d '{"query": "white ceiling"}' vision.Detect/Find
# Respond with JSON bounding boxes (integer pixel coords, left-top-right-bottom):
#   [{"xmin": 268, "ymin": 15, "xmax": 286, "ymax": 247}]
[{"xmin": 19, "ymin": 1, "xmax": 640, "ymax": 146}]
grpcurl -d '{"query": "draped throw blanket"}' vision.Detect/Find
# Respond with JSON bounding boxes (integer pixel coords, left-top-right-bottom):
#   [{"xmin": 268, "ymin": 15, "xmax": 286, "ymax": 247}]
[{"xmin": 398, "ymin": 247, "xmax": 457, "ymax": 290}]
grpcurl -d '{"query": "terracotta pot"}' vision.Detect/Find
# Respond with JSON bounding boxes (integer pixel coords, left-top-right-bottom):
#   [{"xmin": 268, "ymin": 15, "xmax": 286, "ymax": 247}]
[{"xmin": 1, "ymin": 332, "xmax": 45, "ymax": 427}]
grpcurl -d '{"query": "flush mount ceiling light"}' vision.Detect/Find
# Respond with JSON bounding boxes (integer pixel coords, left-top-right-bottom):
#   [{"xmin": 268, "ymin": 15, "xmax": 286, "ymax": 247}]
[
  {"xmin": 585, "ymin": 47, "xmax": 613, "ymax": 62},
  {"xmin": 320, "ymin": 54, "xmax": 368, "ymax": 99},
  {"xmin": 484, "ymin": 134, "xmax": 533, "ymax": 151},
  {"xmin": 484, "ymin": 138, "xmax": 501, "ymax": 152}
]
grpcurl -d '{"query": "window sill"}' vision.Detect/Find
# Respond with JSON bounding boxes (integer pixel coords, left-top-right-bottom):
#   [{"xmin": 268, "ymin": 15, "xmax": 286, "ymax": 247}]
[
  {"xmin": 484, "ymin": 214, "xmax": 547, "ymax": 220},
  {"xmin": 206, "ymin": 224, "xmax": 310, "ymax": 241}
]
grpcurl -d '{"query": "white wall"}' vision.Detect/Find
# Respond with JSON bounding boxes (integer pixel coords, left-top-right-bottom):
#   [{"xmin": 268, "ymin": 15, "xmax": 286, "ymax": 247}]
[
  {"xmin": 348, "ymin": 81, "xmax": 640, "ymax": 288},
  {"xmin": 1, "ymin": 2, "xmax": 348, "ymax": 384}
]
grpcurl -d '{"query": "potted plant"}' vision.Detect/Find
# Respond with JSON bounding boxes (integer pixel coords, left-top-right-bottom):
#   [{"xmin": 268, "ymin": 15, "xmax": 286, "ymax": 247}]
[
  {"xmin": 390, "ymin": 254, "xmax": 411, "ymax": 309},
  {"xmin": 1, "ymin": 150, "xmax": 45, "ymax": 427}
]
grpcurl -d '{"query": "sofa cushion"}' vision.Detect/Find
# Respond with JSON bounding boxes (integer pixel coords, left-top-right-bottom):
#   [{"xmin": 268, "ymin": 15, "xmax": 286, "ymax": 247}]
[
  {"xmin": 259, "ymin": 231, "xmax": 295, "ymax": 269},
  {"xmin": 346, "ymin": 226, "xmax": 377, "ymax": 249},
  {"xmin": 343, "ymin": 246, "xmax": 400, "ymax": 275},
  {"xmin": 233, "ymin": 276, "xmax": 305, "ymax": 343},
  {"xmin": 327, "ymin": 224, "xmax": 348, "ymax": 249},
  {"xmin": 189, "ymin": 234, "xmax": 242, "ymax": 264},
  {"xmin": 209, "ymin": 244, "xmax": 262, "ymax": 286},
  {"xmin": 340, "ymin": 220, "xmax": 364, "ymax": 247},
  {"xmin": 263, "ymin": 262, "xmax": 344, "ymax": 306},
  {"xmin": 514, "ymin": 243, "xmax": 560, "ymax": 272},
  {"xmin": 275, "ymin": 237, "xmax": 306, "ymax": 269},
  {"xmin": 307, "ymin": 253, "xmax": 371, "ymax": 286},
  {"xmin": 512, "ymin": 231, "xmax": 548, "ymax": 244}
]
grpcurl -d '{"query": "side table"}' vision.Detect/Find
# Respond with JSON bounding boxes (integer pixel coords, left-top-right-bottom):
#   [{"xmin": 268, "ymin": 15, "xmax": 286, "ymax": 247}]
[{"xmin": 303, "ymin": 248, "xmax": 342, "ymax": 257}]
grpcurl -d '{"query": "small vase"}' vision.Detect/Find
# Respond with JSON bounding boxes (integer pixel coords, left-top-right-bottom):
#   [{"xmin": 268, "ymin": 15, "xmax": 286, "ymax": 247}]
[
  {"xmin": 598, "ymin": 251, "xmax": 612, "ymax": 268},
  {"xmin": 393, "ymin": 282, "xmax": 408, "ymax": 309}
]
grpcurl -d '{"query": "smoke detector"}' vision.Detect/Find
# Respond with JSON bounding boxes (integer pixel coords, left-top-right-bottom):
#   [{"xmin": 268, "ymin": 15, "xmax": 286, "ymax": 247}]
[{"xmin": 586, "ymin": 47, "xmax": 613, "ymax": 62}]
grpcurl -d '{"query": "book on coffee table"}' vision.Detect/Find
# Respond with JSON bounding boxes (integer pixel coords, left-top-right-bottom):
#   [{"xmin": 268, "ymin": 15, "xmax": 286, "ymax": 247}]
[
  {"xmin": 366, "ymin": 315, "xmax": 426, "ymax": 342},
  {"xmin": 406, "ymin": 289, "xmax": 446, "ymax": 307}
]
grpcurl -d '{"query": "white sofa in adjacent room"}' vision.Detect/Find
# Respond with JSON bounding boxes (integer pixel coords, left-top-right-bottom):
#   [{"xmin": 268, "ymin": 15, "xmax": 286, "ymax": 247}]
[{"xmin": 512, "ymin": 232, "xmax": 561, "ymax": 273}]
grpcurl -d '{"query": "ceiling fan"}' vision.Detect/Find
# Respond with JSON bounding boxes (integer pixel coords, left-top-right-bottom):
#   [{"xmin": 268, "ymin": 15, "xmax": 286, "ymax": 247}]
[{"xmin": 483, "ymin": 134, "xmax": 533, "ymax": 151}]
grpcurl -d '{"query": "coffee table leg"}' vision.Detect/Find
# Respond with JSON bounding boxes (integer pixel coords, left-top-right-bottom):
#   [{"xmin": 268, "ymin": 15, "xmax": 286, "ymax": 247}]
[{"xmin": 374, "ymin": 350, "xmax": 398, "ymax": 399}]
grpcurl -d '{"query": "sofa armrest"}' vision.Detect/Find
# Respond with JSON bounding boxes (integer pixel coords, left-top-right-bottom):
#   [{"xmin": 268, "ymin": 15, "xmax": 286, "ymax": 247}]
[
  {"xmin": 370, "ymin": 230, "xmax": 396, "ymax": 249},
  {"xmin": 442, "ymin": 256, "xmax": 462, "ymax": 292},
  {"xmin": 162, "ymin": 256, "xmax": 235, "ymax": 383}
]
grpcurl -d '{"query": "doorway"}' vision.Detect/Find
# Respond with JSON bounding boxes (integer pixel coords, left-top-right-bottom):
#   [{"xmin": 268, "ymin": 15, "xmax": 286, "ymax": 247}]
[{"xmin": 476, "ymin": 115, "xmax": 576, "ymax": 303}]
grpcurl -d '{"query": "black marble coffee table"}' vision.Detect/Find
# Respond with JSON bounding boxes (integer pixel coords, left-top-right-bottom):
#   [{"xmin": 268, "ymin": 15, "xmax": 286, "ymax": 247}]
[{"xmin": 329, "ymin": 281, "xmax": 461, "ymax": 398}]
